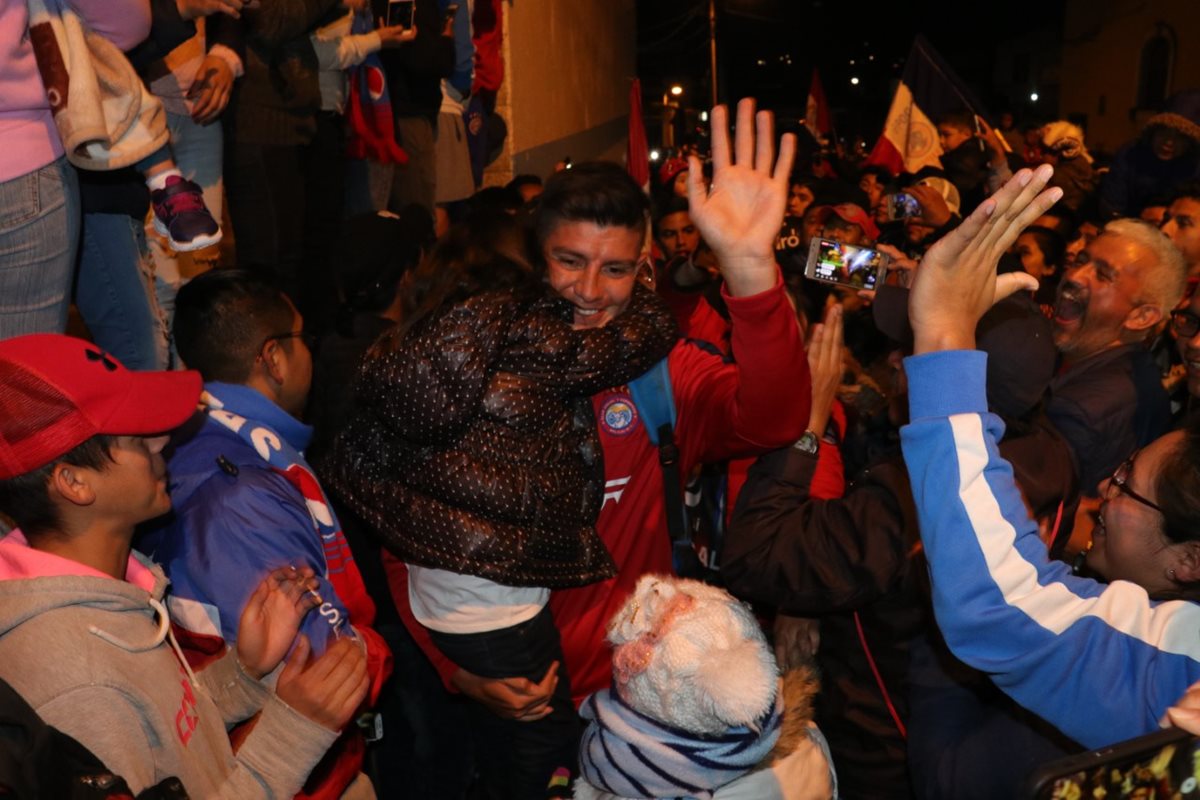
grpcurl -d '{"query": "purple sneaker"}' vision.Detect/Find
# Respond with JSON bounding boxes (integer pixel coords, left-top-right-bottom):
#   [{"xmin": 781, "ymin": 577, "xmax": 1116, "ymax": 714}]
[{"xmin": 151, "ymin": 175, "xmax": 222, "ymax": 252}]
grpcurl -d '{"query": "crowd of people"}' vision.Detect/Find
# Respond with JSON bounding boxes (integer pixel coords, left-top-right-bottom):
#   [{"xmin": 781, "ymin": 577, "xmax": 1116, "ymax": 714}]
[{"xmin": 5, "ymin": 1, "xmax": 1200, "ymax": 799}]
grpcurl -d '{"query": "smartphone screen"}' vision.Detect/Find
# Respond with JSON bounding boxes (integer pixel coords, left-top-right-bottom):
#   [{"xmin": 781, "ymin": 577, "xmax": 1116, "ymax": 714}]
[
  {"xmin": 886, "ymin": 193, "xmax": 922, "ymax": 221},
  {"xmin": 387, "ymin": 0, "xmax": 415, "ymax": 28},
  {"xmin": 1024, "ymin": 726, "xmax": 1200, "ymax": 799},
  {"xmin": 804, "ymin": 237, "xmax": 889, "ymax": 291}
]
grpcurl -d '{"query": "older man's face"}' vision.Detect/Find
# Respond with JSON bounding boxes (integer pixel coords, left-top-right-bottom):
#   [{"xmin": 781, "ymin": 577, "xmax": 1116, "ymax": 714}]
[{"xmin": 1052, "ymin": 232, "xmax": 1156, "ymax": 359}]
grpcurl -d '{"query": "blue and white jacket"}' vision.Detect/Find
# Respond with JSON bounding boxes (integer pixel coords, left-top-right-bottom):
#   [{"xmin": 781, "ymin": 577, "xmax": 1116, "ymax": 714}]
[
  {"xmin": 139, "ymin": 383, "xmax": 356, "ymax": 658},
  {"xmin": 900, "ymin": 350, "xmax": 1200, "ymax": 749}
]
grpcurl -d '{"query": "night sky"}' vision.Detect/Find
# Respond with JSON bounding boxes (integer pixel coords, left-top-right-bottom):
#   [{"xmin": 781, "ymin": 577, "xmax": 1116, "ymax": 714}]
[{"xmin": 638, "ymin": 0, "xmax": 1066, "ymax": 146}]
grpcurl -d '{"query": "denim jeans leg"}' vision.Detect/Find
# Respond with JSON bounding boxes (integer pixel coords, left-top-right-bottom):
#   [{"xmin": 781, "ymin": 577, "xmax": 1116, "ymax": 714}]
[
  {"xmin": 75, "ymin": 213, "xmax": 169, "ymax": 370},
  {"xmin": 0, "ymin": 157, "xmax": 80, "ymax": 338}
]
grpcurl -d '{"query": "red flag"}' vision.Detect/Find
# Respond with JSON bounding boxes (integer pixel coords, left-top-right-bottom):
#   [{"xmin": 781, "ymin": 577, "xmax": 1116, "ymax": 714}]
[
  {"xmin": 627, "ymin": 79, "xmax": 650, "ymax": 192},
  {"xmin": 805, "ymin": 70, "xmax": 832, "ymax": 141}
]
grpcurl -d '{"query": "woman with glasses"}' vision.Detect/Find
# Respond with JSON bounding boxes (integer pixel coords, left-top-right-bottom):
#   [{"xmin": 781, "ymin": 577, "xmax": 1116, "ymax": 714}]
[{"xmin": 1077, "ymin": 432, "xmax": 1200, "ymax": 597}]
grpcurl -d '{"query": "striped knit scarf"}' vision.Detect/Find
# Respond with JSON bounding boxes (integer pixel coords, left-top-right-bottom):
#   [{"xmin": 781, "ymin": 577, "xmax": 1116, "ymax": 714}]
[{"xmin": 578, "ymin": 687, "xmax": 783, "ymax": 800}]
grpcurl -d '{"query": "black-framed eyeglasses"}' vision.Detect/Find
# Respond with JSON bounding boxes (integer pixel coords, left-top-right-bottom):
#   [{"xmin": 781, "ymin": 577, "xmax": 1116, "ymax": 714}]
[
  {"xmin": 1107, "ymin": 451, "xmax": 1163, "ymax": 515},
  {"xmin": 1171, "ymin": 309, "xmax": 1200, "ymax": 339}
]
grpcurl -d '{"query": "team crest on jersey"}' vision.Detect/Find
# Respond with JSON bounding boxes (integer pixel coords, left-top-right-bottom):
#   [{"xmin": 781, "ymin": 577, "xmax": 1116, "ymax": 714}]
[{"xmin": 601, "ymin": 395, "xmax": 639, "ymax": 436}]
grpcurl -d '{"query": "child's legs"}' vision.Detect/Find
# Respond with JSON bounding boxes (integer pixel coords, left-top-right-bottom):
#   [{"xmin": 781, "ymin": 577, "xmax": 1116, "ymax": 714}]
[
  {"xmin": 148, "ymin": 113, "xmax": 224, "ymax": 364},
  {"xmin": 165, "ymin": 112, "xmax": 224, "ymax": 221},
  {"xmin": 134, "ymin": 143, "xmax": 175, "ymax": 180},
  {"xmin": 428, "ymin": 606, "xmax": 580, "ymax": 799}
]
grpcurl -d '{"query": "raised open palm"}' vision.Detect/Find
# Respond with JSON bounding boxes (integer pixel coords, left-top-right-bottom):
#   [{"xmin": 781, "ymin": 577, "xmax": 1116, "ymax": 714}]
[
  {"xmin": 910, "ymin": 164, "xmax": 1062, "ymax": 354},
  {"xmin": 687, "ymin": 99, "xmax": 796, "ymax": 297}
]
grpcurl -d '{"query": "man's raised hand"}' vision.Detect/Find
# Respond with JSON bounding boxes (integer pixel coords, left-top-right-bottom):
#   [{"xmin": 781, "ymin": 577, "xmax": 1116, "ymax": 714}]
[
  {"xmin": 687, "ymin": 98, "xmax": 795, "ymax": 298},
  {"xmin": 910, "ymin": 165, "xmax": 1062, "ymax": 355}
]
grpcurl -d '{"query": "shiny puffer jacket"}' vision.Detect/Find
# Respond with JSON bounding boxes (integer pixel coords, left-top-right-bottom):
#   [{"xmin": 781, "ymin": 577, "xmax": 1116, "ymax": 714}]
[{"xmin": 322, "ymin": 283, "xmax": 678, "ymax": 588}]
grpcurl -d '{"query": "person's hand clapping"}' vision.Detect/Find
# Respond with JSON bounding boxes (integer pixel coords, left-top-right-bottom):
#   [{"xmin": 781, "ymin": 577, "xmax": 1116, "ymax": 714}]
[
  {"xmin": 909, "ymin": 165, "xmax": 1062, "ymax": 355},
  {"xmin": 276, "ymin": 636, "xmax": 370, "ymax": 731},
  {"xmin": 806, "ymin": 303, "xmax": 843, "ymax": 438},
  {"xmin": 236, "ymin": 565, "xmax": 321, "ymax": 679},
  {"xmin": 687, "ymin": 98, "xmax": 795, "ymax": 298}
]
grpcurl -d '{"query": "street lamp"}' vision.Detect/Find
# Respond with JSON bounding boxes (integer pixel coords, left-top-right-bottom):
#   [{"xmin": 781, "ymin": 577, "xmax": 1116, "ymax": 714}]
[{"xmin": 663, "ymin": 84, "xmax": 684, "ymax": 149}]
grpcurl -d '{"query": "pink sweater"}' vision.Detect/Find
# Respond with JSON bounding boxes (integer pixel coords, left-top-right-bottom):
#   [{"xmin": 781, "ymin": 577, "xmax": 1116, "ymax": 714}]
[{"xmin": 0, "ymin": 0, "xmax": 151, "ymax": 183}]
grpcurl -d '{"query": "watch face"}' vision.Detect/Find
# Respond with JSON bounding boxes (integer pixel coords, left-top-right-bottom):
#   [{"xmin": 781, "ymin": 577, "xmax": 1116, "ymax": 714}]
[{"xmin": 793, "ymin": 431, "xmax": 820, "ymax": 455}]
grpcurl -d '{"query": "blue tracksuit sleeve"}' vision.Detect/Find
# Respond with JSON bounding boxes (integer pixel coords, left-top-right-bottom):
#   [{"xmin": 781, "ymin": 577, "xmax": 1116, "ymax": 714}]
[
  {"xmin": 900, "ymin": 350, "xmax": 1200, "ymax": 748},
  {"xmin": 170, "ymin": 469, "xmax": 355, "ymax": 655}
]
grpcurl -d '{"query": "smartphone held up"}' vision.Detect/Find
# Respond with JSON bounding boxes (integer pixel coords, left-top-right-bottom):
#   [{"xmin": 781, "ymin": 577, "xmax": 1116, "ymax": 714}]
[
  {"xmin": 884, "ymin": 192, "xmax": 922, "ymax": 221},
  {"xmin": 386, "ymin": 0, "xmax": 415, "ymax": 28},
  {"xmin": 804, "ymin": 237, "xmax": 890, "ymax": 292}
]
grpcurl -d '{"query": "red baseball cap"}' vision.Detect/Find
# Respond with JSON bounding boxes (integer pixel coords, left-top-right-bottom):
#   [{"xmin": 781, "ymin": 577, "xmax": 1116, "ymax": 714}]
[
  {"xmin": 0, "ymin": 335, "xmax": 202, "ymax": 479},
  {"xmin": 658, "ymin": 157, "xmax": 689, "ymax": 187},
  {"xmin": 814, "ymin": 203, "xmax": 880, "ymax": 242}
]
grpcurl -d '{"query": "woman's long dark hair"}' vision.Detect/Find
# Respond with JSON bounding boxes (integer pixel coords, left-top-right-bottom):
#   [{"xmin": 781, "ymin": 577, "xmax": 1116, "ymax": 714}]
[{"xmin": 371, "ymin": 212, "xmax": 538, "ymax": 355}]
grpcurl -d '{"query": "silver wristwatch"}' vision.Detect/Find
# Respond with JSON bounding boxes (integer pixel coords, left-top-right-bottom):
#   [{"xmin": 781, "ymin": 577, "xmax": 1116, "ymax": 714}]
[{"xmin": 791, "ymin": 430, "xmax": 820, "ymax": 456}]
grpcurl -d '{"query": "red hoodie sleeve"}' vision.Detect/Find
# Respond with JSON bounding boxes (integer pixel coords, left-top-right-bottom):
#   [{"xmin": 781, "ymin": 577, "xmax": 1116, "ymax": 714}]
[
  {"xmin": 671, "ymin": 272, "xmax": 810, "ymax": 470},
  {"xmin": 381, "ymin": 552, "xmax": 461, "ymax": 692}
]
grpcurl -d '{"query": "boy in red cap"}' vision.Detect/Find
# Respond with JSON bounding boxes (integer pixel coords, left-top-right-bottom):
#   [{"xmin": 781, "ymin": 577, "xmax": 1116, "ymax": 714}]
[{"xmin": 0, "ymin": 334, "xmax": 368, "ymax": 798}]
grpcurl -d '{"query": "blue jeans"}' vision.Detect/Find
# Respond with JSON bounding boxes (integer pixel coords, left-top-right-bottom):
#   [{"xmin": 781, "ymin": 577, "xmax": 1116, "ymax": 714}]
[
  {"xmin": 0, "ymin": 157, "xmax": 80, "ymax": 338},
  {"xmin": 75, "ymin": 213, "xmax": 170, "ymax": 370}
]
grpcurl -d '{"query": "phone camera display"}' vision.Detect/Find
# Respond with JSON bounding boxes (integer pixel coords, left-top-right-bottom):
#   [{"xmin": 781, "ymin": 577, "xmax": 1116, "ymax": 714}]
[{"xmin": 814, "ymin": 240, "xmax": 885, "ymax": 290}]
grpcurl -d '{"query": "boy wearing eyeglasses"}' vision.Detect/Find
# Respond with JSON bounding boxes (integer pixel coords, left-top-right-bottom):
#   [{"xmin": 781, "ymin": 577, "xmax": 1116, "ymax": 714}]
[{"xmin": 138, "ymin": 269, "xmax": 392, "ymax": 799}]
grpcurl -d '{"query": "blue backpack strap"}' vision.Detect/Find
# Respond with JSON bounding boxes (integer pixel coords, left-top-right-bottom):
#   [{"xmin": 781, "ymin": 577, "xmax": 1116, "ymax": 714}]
[
  {"xmin": 627, "ymin": 357, "xmax": 676, "ymax": 447},
  {"xmin": 628, "ymin": 357, "xmax": 709, "ymax": 576}
]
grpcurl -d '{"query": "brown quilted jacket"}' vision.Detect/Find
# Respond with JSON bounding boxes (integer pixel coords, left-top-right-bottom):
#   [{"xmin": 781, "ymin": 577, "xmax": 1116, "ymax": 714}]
[{"xmin": 321, "ymin": 283, "xmax": 678, "ymax": 588}]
